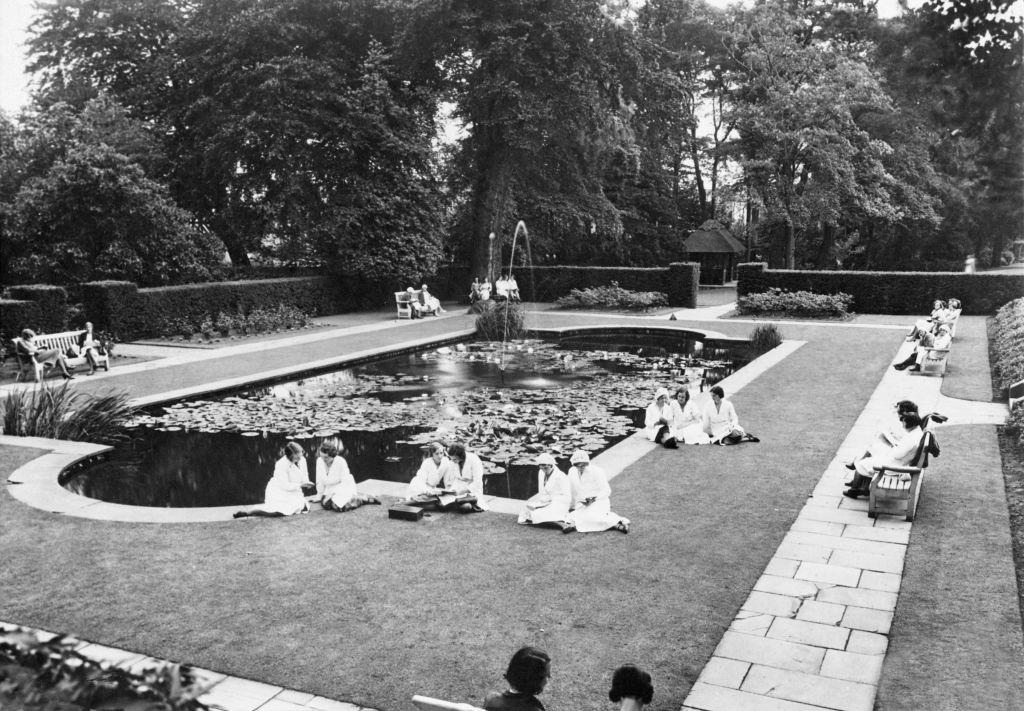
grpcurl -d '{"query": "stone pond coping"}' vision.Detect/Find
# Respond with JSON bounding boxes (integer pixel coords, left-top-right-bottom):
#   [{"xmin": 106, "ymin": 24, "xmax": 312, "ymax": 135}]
[{"xmin": 3, "ymin": 332, "xmax": 806, "ymax": 523}]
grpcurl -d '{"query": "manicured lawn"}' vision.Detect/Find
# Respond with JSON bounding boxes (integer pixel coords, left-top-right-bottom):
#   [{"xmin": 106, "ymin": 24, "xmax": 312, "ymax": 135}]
[{"xmin": 0, "ymin": 323, "xmax": 900, "ymax": 710}]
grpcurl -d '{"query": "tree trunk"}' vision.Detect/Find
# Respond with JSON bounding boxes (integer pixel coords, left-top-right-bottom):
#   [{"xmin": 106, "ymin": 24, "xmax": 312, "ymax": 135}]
[
  {"xmin": 469, "ymin": 152, "xmax": 513, "ymax": 282},
  {"xmin": 223, "ymin": 237, "xmax": 251, "ymax": 268},
  {"xmin": 689, "ymin": 124, "xmax": 708, "ymax": 218},
  {"xmin": 817, "ymin": 222, "xmax": 834, "ymax": 268},
  {"xmin": 785, "ymin": 214, "xmax": 795, "ymax": 269}
]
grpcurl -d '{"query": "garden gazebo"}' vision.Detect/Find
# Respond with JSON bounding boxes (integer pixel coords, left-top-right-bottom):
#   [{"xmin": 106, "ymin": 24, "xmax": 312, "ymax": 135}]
[{"xmin": 683, "ymin": 220, "xmax": 745, "ymax": 285}]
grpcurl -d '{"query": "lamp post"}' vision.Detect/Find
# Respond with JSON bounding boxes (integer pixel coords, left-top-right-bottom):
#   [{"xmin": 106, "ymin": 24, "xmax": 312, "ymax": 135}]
[{"xmin": 487, "ymin": 232, "xmax": 496, "ymax": 286}]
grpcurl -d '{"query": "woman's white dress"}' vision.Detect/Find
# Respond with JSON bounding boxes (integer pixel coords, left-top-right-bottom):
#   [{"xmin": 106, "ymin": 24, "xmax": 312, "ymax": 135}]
[
  {"xmin": 670, "ymin": 399, "xmax": 710, "ymax": 444},
  {"xmin": 316, "ymin": 456, "xmax": 357, "ymax": 508},
  {"xmin": 566, "ymin": 464, "xmax": 628, "ymax": 532},
  {"xmin": 444, "ymin": 451, "xmax": 489, "ymax": 510},
  {"xmin": 855, "ymin": 427, "xmax": 924, "ymax": 477},
  {"xmin": 702, "ymin": 398, "xmax": 744, "ymax": 441},
  {"xmin": 262, "ymin": 456, "xmax": 311, "ymax": 515},
  {"xmin": 644, "ymin": 401, "xmax": 674, "ymax": 441},
  {"xmin": 518, "ymin": 467, "xmax": 571, "ymax": 525},
  {"xmin": 406, "ymin": 456, "xmax": 450, "ymax": 498}
]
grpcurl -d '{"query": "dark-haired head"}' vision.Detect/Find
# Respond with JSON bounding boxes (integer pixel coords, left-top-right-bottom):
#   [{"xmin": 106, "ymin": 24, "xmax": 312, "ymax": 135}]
[
  {"xmin": 281, "ymin": 441, "xmax": 305, "ymax": 461},
  {"xmin": 504, "ymin": 646, "xmax": 550, "ymax": 695},
  {"xmin": 674, "ymin": 388, "xmax": 690, "ymax": 406},
  {"xmin": 899, "ymin": 412, "xmax": 923, "ymax": 430},
  {"xmin": 710, "ymin": 385, "xmax": 725, "ymax": 399},
  {"xmin": 609, "ymin": 665, "xmax": 653, "ymax": 704},
  {"xmin": 895, "ymin": 400, "xmax": 918, "ymax": 414},
  {"xmin": 447, "ymin": 442, "xmax": 467, "ymax": 463}
]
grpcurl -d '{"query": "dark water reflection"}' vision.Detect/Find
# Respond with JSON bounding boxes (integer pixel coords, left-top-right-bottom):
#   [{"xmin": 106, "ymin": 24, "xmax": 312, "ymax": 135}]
[{"xmin": 63, "ymin": 335, "xmax": 752, "ymax": 507}]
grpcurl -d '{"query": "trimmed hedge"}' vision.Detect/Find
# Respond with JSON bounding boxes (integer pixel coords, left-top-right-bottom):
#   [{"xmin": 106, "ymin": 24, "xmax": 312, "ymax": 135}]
[
  {"xmin": 556, "ymin": 283, "xmax": 669, "ymax": 310},
  {"xmin": 992, "ymin": 298, "xmax": 1024, "ymax": 393},
  {"xmin": 0, "ymin": 299, "xmax": 43, "ymax": 338},
  {"xmin": 737, "ymin": 287, "xmax": 853, "ymax": 318},
  {"xmin": 82, "ymin": 277, "xmax": 349, "ymax": 340},
  {"xmin": 4, "ymin": 285, "xmax": 69, "ymax": 334},
  {"xmin": 737, "ymin": 262, "xmax": 1024, "ymax": 315}
]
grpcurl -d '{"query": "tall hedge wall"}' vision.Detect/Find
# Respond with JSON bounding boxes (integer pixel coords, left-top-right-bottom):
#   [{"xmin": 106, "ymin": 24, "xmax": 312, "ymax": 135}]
[
  {"xmin": 737, "ymin": 263, "xmax": 1024, "ymax": 315},
  {"xmin": 0, "ymin": 299, "xmax": 43, "ymax": 338},
  {"xmin": 4, "ymin": 285, "xmax": 69, "ymax": 334},
  {"xmin": 82, "ymin": 277, "xmax": 349, "ymax": 339}
]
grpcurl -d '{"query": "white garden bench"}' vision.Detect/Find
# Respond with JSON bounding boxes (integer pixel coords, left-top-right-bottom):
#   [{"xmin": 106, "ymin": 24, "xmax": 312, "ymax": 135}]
[
  {"xmin": 395, "ymin": 291, "xmax": 414, "ymax": 319},
  {"xmin": 913, "ymin": 346, "xmax": 950, "ymax": 376},
  {"xmin": 12, "ymin": 330, "xmax": 109, "ymax": 382}
]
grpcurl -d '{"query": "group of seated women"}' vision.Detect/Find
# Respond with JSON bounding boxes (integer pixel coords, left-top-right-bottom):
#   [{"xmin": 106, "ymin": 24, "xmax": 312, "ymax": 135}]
[
  {"xmin": 469, "ymin": 277, "xmax": 492, "ymax": 303},
  {"xmin": 643, "ymin": 385, "xmax": 754, "ymax": 447},
  {"xmin": 402, "ymin": 441, "xmax": 489, "ymax": 513},
  {"xmin": 517, "ymin": 449, "xmax": 630, "ymax": 534},
  {"xmin": 16, "ymin": 322, "xmax": 106, "ymax": 380},
  {"xmin": 905, "ymin": 298, "xmax": 960, "ymax": 342},
  {"xmin": 483, "ymin": 646, "xmax": 653, "ymax": 711},
  {"xmin": 842, "ymin": 399, "xmax": 944, "ymax": 498}
]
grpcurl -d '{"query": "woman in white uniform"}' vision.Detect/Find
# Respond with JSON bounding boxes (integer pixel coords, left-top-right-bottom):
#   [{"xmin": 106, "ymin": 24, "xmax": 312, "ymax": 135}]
[
  {"xmin": 405, "ymin": 441, "xmax": 451, "ymax": 500},
  {"xmin": 316, "ymin": 438, "xmax": 379, "ymax": 512},
  {"xmin": 444, "ymin": 442, "xmax": 488, "ymax": 511},
  {"xmin": 644, "ymin": 388, "xmax": 677, "ymax": 448},
  {"xmin": 702, "ymin": 385, "xmax": 745, "ymax": 445},
  {"xmin": 518, "ymin": 453, "xmax": 571, "ymax": 529},
  {"xmin": 670, "ymin": 387, "xmax": 709, "ymax": 444},
  {"xmin": 844, "ymin": 412, "xmax": 925, "ymax": 498},
  {"xmin": 234, "ymin": 442, "xmax": 312, "ymax": 518},
  {"xmin": 565, "ymin": 450, "xmax": 629, "ymax": 534}
]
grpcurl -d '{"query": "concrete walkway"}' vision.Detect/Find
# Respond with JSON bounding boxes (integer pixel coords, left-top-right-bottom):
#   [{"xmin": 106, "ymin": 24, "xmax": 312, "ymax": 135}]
[{"xmin": 2, "ymin": 306, "xmax": 1019, "ymax": 710}]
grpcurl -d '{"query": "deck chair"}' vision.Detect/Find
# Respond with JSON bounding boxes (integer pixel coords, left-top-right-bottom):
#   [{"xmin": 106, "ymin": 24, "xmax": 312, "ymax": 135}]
[
  {"xmin": 11, "ymin": 338, "xmax": 46, "ymax": 382},
  {"xmin": 411, "ymin": 695, "xmax": 485, "ymax": 711},
  {"xmin": 868, "ymin": 430, "xmax": 936, "ymax": 522},
  {"xmin": 395, "ymin": 291, "xmax": 414, "ymax": 319}
]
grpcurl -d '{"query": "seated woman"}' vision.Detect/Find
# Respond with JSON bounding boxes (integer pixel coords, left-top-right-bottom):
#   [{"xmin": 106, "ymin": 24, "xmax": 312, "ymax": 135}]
[
  {"xmin": 894, "ymin": 324, "xmax": 952, "ymax": 371},
  {"xmin": 315, "ymin": 437, "xmax": 379, "ymax": 512},
  {"xmin": 507, "ymin": 274, "xmax": 521, "ymax": 301},
  {"xmin": 702, "ymin": 386, "xmax": 746, "ymax": 445},
  {"xmin": 844, "ymin": 412, "xmax": 925, "ymax": 498},
  {"xmin": 483, "ymin": 646, "xmax": 551, "ymax": 711},
  {"xmin": 443, "ymin": 442, "xmax": 487, "ymax": 512},
  {"xmin": 17, "ymin": 329, "xmax": 75, "ymax": 379},
  {"xmin": 517, "ymin": 453, "xmax": 571, "ymax": 529},
  {"xmin": 234, "ymin": 442, "xmax": 313, "ymax": 518},
  {"xmin": 564, "ymin": 450, "xmax": 629, "ymax": 534},
  {"xmin": 77, "ymin": 322, "xmax": 102, "ymax": 375},
  {"xmin": 478, "ymin": 277, "xmax": 492, "ymax": 301},
  {"xmin": 670, "ymin": 387, "xmax": 709, "ymax": 445},
  {"xmin": 644, "ymin": 388, "xmax": 677, "ymax": 448},
  {"xmin": 845, "ymin": 400, "xmax": 919, "ymax": 472},
  {"xmin": 403, "ymin": 441, "xmax": 451, "ymax": 502},
  {"xmin": 609, "ymin": 665, "xmax": 655, "ymax": 711},
  {"xmin": 494, "ymin": 276, "xmax": 509, "ymax": 301},
  {"xmin": 469, "ymin": 277, "xmax": 483, "ymax": 304},
  {"xmin": 406, "ymin": 287, "xmax": 424, "ymax": 318},
  {"xmin": 418, "ymin": 284, "xmax": 445, "ymax": 316}
]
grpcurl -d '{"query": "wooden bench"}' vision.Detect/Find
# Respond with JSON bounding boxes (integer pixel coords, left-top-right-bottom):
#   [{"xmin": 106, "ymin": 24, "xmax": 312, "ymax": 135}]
[
  {"xmin": 1009, "ymin": 379, "xmax": 1024, "ymax": 411},
  {"xmin": 12, "ymin": 330, "xmax": 110, "ymax": 382},
  {"xmin": 412, "ymin": 695, "xmax": 485, "ymax": 711},
  {"xmin": 868, "ymin": 430, "xmax": 936, "ymax": 522},
  {"xmin": 913, "ymin": 346, "xmax": 950, "ymax": 376},
  {"xmin": 395, "ymin": 291, "xmax": 414, "ymax": 319}
]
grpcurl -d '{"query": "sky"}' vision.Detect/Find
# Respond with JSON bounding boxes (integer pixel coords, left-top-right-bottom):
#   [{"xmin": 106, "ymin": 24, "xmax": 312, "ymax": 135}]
[{"xmin": 0, "ymin": 0, "xmax": 915, "ymax": 118}]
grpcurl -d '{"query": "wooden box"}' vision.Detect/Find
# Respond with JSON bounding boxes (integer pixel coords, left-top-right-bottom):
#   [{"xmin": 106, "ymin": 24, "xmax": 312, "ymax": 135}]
[{"xmin": 389, "ymin": 504, "xmax": 424, "ymax": 521}]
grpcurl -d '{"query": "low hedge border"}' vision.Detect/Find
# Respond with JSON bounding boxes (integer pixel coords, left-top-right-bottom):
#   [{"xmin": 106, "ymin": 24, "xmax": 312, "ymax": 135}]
[{"xmin": 737, "ymin": 262, "xmax": 1024, "ymax": 315}]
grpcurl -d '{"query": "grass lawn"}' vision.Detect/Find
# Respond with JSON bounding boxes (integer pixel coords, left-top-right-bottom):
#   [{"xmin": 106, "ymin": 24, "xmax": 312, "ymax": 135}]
[
  {"xmin": 0, "ymin": 323, "xmax": 901, "ymax": 710},
  {"xmin": 878, "ymin": 426, "xmax": 1024, "ymax": 710}
]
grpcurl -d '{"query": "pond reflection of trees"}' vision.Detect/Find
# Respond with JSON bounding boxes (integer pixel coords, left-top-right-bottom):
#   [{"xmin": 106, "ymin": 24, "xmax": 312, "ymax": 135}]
[{"xmin": 63, "ymin": 338, "xmax": 752, "ymax": 508}]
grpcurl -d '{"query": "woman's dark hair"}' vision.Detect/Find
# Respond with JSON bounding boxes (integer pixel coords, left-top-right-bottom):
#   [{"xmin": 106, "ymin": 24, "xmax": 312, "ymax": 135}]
[
  {"xmin": 609, "ymin": 665, "xmax": 654, "ymax": 704},
  {"xmin": 447, "ymin": 443, "xmax": 467, "ymax": 462},
  {"xmin": 899, "ymin": 412, "xmax": 924, "ymax": 430},
  {"xmin": 280, "ymin": 441, "xmax": 305, "ymax": 460},
  {"xmin": 709, "ymin": 385, "xmax": 725, "ymax": 399},
  {"xmin": 504, "ymin": 646, "xmax": 550, "ymax": 695},
  {"xmin": 674, "ymin": 388, "xmax": 690, "ymax": 406},
  {"xmin": 895, "ymin": 400, "xmax": 918, "ymax": 414},
  {"xmin": 319, "ymin": 438, "xmax": 343, "ymax": 457}
]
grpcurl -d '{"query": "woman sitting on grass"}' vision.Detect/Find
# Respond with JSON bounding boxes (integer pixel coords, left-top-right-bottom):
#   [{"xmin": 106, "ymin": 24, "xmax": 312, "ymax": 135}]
[
  {"xmin": 670, "ymin": 387, "xmax": 709, "ymax": 445},
  {"xmin": 234, "ymin": 442, "xmax": 312, "ymax": 518},
  {"xmin": 404, "ymin": 441, "xmax": 451, "ymax": 501},
  {"xmin": 484, "ymin": 646, "xmax": 551, "ymax": 711},
  {"xmin": 644, "ymin": 388, "xmax": 677, "ymax": 448},
  {"xmin": 844, "ymin": 412, "xmax": 925, "ymax": 498},
  {"xmin": 517, "ymin": 453, "xmax": 571, "ymax": 530},
  {"xmin": 609, "ymin": 665, "xmax": 654, "ymax": 711},
  {"xmin": 315, "ymin": 437, "xmax": 379, "ymax": 512},
  {"xmin": 564, "ymin": 450, "xmax": 629, "ymax": 534}
]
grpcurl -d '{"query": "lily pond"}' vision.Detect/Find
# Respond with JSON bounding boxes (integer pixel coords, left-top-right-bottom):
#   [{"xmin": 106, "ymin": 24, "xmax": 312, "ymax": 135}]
[{"xmin": 62, "ymin": 332, "xmax": 755, "ymax": 507}]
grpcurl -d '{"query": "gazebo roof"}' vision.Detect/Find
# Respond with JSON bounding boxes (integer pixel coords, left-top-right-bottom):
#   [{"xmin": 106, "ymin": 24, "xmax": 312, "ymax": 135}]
[{"xmin": 684, "ymin": 221, "xmax": 745, "ymax": 253}]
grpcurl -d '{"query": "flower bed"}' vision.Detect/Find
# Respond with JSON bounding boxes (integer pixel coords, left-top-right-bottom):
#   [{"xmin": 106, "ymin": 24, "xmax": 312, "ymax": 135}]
[
  {"xmin": 737, "ymin": 287, "xmax": 853, "ymax": 319},
  {"xmin": 555, "ymin": 282, "xmax": 668, "ymax": 310}
]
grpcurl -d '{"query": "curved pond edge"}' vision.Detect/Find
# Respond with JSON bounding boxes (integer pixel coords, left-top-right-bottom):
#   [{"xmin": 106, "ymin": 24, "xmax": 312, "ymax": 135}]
[{"xmin": 4, "ymin": 328, "xmax": 806, "ymax": 523}]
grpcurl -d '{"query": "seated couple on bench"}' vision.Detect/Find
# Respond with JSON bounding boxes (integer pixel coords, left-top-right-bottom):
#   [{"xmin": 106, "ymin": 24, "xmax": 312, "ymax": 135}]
[
  {"xmin": 408, "ymin": 285, "xmax": 445, "ymax": 317},
  {"xmin": 906, "ymin": 298, "xmax": 961, "ymax": 341},
  {"xmin": 13, "ymin": 323, "xmax": 109, "ymax": 381}
]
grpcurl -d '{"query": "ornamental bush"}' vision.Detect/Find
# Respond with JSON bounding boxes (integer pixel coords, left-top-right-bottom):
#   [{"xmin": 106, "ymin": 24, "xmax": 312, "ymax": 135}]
[
  {"xmin": 476, "ymin": 300, "xmax": 525, "ymax": 341},
  {"xmin": 737, "ymin": 287, "xmax": 853, "ymax": 318},
  {"xmin": 749, "ymin": 323, "xmax": 784, "ymax": 354},
  {"xmin": 555, "ymin": 282, "xmax": 669, "ymax": 310},
  {"xmin": 992, "ymin": 298, "xmax": 1024, "ymax": 392}
]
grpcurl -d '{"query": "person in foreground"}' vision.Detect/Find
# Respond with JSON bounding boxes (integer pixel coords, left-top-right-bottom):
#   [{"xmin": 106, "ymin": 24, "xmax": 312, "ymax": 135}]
[
  {"xmin": 564, "ymin": 450, "xmax": 629, "ymax": 534},
  {"xmin": 315, "ymin": 437, "xmax": 380, "ymax": 512},
  {"xmin": 644, "ymin": 388, "xmax": 678, "ymax": 448},
  {"xmin": 484, "ymin": 646, "xmax": 551, "ymax": 711},
  {"xmin": 609, "ymin": 665, "xmax": 654, "ymax": 711},
  {"xmin": 517, "ymin": 453, "xmax": 571, "ymax": 530},
  {"xmin": 234, "ymin": 441, "xmax": 313, "ymax": 517},
  {"xmin": 702, "ymin": 386, "xmax": 758, "ymax": 445},
  {"xmin": 844, "ymin": 412, "xmax": 925, "ymax": 498}
]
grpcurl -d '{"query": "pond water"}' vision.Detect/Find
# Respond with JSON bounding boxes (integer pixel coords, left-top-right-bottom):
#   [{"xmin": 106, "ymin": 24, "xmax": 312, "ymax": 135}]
[{"xmin": 62, "ymin": 333, "xmax": 753, "ymax": 507}]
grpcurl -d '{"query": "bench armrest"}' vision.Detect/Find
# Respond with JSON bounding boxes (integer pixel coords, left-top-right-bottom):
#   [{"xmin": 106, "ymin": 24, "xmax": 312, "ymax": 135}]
[{"xmin": 872, "ymin": 464, "xmax": 922, "ymax": 474}]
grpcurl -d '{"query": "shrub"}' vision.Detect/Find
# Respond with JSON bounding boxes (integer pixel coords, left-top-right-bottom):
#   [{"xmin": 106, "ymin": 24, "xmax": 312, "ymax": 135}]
[
  {"xmin": 476, "ymin": 301, "xmax": 525, "ymax": 341},
  {"xmin": 2, "ymin": 382, "xmax": 135, "ymax": 443},
  {"xmin": 4, "ymin": 285, "xmax": 69, "ymax": 333},
  {"xmin": 556, "ymin": 282, "xmax": 669, "ymax": 310},
  {"xmin": 749, "ymin": 323, "xmax": 784, "ymax": 354},
  {"xmin": 0, "ymin": 299, "xmax": 42, "ymax": 338},
  {"xmin": 992, "ymin": 298, "xmax": 1024, "ymax": 393},
  {"xmin": 737, "ymin": 287, "xmax": 853, "ymax": 318},
  {"xmin": 0, "ymin": 626, "xmax": 214, "ymax": 709}
]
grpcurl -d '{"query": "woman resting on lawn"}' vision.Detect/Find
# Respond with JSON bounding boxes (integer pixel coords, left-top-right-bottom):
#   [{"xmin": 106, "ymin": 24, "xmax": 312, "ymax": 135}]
[
  {"xmin": 702, "ymin": 386, "xmax": 759, "ymax": 445},
  {"xmin": 314, "ymin": 437, "xmax": 379, "ymax": 512},
  {"xmin": 234, "ymin": 442, "xmax": 312, "ymax": 518},
  {"xmin": 517, "ymin": 453, "xmax": 572, "ymax": 530},
  {"xmin": 670, "ymin": 387, "xmax": 709, "ymax": 445},
  {"xmin": 563, "ymin": 450, "xmax": 629, "ymax": 534}
]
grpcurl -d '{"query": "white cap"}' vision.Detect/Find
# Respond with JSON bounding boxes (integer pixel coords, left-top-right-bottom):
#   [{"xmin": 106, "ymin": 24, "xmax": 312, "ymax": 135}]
[
  {"xmin": 655, "ymin": 387, "xmax": 669, "ymax": 400},
  {"xmin": 535, "ymin": 453, "xmax": 556, "ymax": 466},
  {"xmin": 570, "ymin": 450, "xmax": 590, "ymax": 465}
]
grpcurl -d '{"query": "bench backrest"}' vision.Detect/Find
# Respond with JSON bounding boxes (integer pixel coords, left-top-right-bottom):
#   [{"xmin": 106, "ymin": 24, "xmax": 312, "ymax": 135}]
[
  {"xmin": 411, "ymin": 696, "xmax": 485, "ymax": 711},
  {"xmin": 31, "ymin": 330, "xmax": 85, "ymax": 352},
  {"xmin": 395, "ymin": 291, "xmax": 415, "ymax": 303},
  {"xmin": 910, "ymin": 430, "xmax": 936, "ymax": 469}
]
